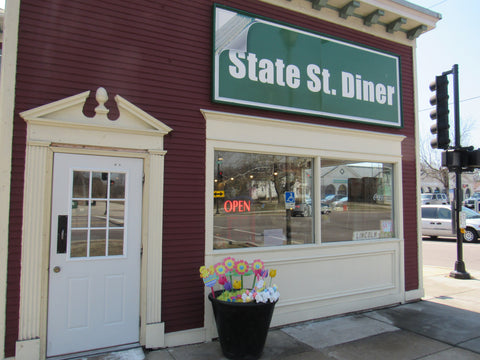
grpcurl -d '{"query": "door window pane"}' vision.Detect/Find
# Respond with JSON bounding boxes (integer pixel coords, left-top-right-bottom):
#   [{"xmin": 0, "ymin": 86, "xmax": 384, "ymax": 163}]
[
  {"xmin": 90, "ymin": 229, "xmax": 107, "ymax": 257},
  {"xmin": 70, "ymin": 170, "xmax": 127, "ymax": 259},
  {"xmin": 90, "ymin": 200, "xmax": 107, "ymax": 228},
  {"xmin": 109, "ymin": 201, "xmax": 125, "ymax": 227},
  {"xmin": 72, "ymin": 201, "xmax": 89, "ymax": 227},
  {"xmin": 110, "ymin": 173, "xmax": 126, "ymax": 199},
  {"xmin": 92, "ymin": 172, "xmax": 108, "ymax": 199},
  {"xmin": 321, "ymin": 160, "xmax": 394, "ymax": 242},
  {"xmin": 213, "ymin": 151, "xmax": 314, "ymax": 249},
  {"xmin": 108, "ymin": 229, "xmax": 124, "ymax": 256},
  {"xmin": 71, "ymin": 230, "xmax": 88, "ymax": 258},
  {"xmin": 73, "ymin": 171, "xmax": 90, "ymax": 198}
]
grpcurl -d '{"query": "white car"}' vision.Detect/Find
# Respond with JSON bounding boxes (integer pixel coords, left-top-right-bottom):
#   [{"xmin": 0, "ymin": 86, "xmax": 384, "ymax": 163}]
[
  {"xmin": 421, "ymin": 193, "xmax": 448, "ymax": 205},
  {"xmin": 421, "ymin": 205, "xmax": 480, "ymax": 242}
]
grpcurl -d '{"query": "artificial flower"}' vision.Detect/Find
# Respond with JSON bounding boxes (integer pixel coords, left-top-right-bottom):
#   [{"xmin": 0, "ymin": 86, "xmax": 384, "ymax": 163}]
[
  {"xmin": 234, "ymin": 260, "xmax": 249, "ymax": 275},
  {"xmin": 251, "ymin": 259, "xmax": 264, "ymax": 274},
  {"xmin": 214, "ymin": 262, "xmax": 227, "ymax": 276},
  {"xmin": 255, "ymin": 279, "xmax": 265, "ymax": 292},
  {"xmin": 269, "ymin": 269, "xmax": 277, "ymax": 286},
  {"xmin": 223, "ymin": 257, "xmax": 236, "ymax": 271},
  {"xmin": 241, "ymin": 293, "xmax": 252, "ymax": 303},
  {"xmin": 199, "ymin": 257, "xmax": 279, "ymax": 303}
]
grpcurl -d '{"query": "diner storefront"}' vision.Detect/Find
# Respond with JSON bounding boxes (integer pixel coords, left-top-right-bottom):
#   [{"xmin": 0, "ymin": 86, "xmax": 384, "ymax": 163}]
[{"xmin": 0, "ymin": 0, "xmax": 440, "ymax": 359}]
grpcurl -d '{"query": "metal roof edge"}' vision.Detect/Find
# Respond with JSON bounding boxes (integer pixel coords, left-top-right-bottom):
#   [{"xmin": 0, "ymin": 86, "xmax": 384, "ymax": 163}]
[{"xmin": 390, "ymin": 0, "xmax": 442, "ymax": 20}]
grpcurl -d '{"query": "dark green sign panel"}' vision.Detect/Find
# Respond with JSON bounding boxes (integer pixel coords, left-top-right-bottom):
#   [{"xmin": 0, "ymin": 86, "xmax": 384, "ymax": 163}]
[{"xmin": 213, "ymin": 5, "xmax": 402, "ymax": 127}]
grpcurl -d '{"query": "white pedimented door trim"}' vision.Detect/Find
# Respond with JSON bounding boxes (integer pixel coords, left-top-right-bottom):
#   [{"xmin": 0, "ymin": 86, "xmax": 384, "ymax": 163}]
[{"xmin": 17, "ymin": 88, "xmax": 172, "ymax": 360}]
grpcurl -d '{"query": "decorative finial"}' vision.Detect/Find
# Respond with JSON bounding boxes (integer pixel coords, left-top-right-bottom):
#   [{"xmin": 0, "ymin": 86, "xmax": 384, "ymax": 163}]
[{"xmin": 95, "ymin": 87, "xmax": 109, "ymax": 116}]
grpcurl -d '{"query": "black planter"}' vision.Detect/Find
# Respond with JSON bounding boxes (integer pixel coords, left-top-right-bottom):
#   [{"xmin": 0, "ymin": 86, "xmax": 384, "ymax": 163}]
[{"xmin": 208, "ymin": 290, "xmax": 277, "ymax": 360}]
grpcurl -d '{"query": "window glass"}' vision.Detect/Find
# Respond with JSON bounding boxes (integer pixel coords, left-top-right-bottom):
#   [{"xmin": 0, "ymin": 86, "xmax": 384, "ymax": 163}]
[
  {"xmin": 213, "ymin": 151, "xmax": 314, "ymax": 249},
  {"xmin": 321, "ymin": 160, "xmax": 394, "ymax": 242},
  {"xmin": 422, "ymin": 207, "xmax": 437, "ymax": 219},
  {"xmin": 70, "ymin": 170, "xmax": 127, "ymax": 258},
  {"xmin": 438, "ymin": 208, "xmax": 451, "ymax": 219}
]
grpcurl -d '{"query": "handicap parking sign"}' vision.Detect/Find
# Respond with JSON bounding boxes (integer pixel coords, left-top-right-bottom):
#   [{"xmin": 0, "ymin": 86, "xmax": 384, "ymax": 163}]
[{"xmin": 285, "ymin": 191, "xmax": 295, "ymax": 209}]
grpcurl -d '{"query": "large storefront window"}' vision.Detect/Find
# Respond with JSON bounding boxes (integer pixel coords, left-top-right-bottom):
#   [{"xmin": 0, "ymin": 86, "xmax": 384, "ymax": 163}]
[
  {"xmin": 213, "ymin": 151, "xmax": 314, "ymax": 249},
  {"xmin": 321, "ymin": 160, "xmax": 394, "ymax": 242}
]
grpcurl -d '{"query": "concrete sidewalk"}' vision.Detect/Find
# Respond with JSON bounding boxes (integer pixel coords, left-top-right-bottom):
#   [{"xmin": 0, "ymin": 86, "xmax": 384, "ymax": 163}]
[{"xmin": 83, "ymin": 266, "xmax": 480, "ymax": 360}]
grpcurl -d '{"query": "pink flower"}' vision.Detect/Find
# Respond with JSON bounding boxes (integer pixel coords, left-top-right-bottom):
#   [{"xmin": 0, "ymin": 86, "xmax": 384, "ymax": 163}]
[
  {"xmin": 223, "ymin": 257, "xmax": 236, "ymax": 271},
  {"xmin": 251, "ymin": 259, "xmax": 264, "ymax": 275},
  {"xmin": 214, "ymin": 262, "xmax": 227, "ymax": 276},
  {"xmin": 234, "ymin": 260, "xmax": 249, "ymax": 275}
]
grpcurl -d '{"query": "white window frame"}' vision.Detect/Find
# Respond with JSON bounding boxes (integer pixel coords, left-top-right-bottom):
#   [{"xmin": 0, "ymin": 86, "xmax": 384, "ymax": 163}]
[{"xmin": 203, "ymin": 109, "xmax": 404, "ymax": 254}]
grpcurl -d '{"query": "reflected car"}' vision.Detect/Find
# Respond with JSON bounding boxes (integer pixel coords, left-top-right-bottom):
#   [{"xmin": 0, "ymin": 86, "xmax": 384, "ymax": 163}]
[
  {"xmin": 332, "ymin": 196, "xmax": 348, "ymax": 208},
  {"xmin": 321, "ymin": 202, "xmax": 331, "ymax": 214},
  {"xmin": 421, "ymin": 205, "xmax": 480, "ymax": 242},
  {"xmin": 292, "ymin": 202, "xmax": 312, "ymax": 217},
  {"xmin": 322, "ymin": 194, "xmax": 345, "ymax": 204}
]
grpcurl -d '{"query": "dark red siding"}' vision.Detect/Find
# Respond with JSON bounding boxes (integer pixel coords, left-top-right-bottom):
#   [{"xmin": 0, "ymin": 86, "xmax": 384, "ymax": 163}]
[{"xmin": 6, "ymin": 0, "xmax": 418, "ymax": 355}]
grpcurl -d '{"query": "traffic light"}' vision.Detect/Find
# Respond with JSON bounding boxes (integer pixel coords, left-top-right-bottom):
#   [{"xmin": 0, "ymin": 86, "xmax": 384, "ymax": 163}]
[
  {"xmin": 429, "ymin": 75, "xmax": 450, "ymax": 149},
  {"xmin": 217, "ymin": 171, "xmax": 223, "ymax": 182}
]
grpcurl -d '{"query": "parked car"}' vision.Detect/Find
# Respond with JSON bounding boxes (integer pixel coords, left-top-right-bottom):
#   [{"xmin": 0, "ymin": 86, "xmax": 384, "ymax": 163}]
[
  {"xmin": 421, "ymin": 193, "xmax": 448, "ymax": 205},
  {"xmin": 470, "ymin": 192, "xmax": 480, "ymax": 199},
  {"xmin": 463, "ymin": 197, "xmax": 478, "ymax": 210},
  {"xmin": 421, "ymin": 204, "xmax": 480, "ymax": 242}
]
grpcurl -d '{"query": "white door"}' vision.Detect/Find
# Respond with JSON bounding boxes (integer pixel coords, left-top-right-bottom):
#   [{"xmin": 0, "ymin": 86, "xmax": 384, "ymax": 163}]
[{"xmin": 47, "ymin": 153, "xmax": 143, "ymax": 357}]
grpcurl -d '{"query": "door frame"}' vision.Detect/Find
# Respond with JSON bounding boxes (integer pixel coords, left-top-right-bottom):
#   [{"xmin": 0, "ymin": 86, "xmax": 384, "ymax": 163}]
[
  {"xmin": 17, "ymin": 88, "xmax": 172, "ymax": 360},
  {"xmin": 47, "ymin": 153, "xmax": 144, "ymax": 357}
]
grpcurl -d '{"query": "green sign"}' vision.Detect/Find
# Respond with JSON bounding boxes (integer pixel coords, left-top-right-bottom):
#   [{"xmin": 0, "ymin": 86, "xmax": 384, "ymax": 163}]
[{"xmin": 213, "ymin": 5, "xmax": 402, "ymax": 127}]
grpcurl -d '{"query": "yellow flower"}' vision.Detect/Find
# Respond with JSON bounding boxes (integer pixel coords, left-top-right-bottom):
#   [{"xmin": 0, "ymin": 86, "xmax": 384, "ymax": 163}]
[{"xmin": 269, "ymin": 269, "xmax": 277, "ymax": 278}]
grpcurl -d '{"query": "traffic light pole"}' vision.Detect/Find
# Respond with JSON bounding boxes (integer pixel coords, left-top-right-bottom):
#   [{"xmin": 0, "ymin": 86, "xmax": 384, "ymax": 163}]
[{"xmin": 447, "ymin": 64, "xmax": 470, "ymax": 279}]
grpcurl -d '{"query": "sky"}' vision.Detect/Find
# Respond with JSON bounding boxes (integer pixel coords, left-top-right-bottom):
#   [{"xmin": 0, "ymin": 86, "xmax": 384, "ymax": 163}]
[
  {"xmin": 0, "ymin": 0, "xmax": 477, "ymax": 148},
  {"xmin": 411, "ymin": 0, "xmax": 480, "ymax": 149}
]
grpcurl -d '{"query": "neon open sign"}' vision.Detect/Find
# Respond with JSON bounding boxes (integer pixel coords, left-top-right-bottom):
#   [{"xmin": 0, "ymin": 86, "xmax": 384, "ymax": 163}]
[{"xmin": 224, "ymin": 200, "xmax": 251, "ymax": 213}]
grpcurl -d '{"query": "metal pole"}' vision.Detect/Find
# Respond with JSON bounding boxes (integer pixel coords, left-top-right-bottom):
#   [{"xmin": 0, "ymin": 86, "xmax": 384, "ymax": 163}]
[{"xmin": 449, "ymin": 64, "xmax": 470, "ymax": 279}]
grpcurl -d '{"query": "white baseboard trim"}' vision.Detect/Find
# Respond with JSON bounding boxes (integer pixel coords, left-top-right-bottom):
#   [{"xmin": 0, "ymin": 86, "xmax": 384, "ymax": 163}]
[
  {"xmin": 163, "ymin": 328, "xmax": 206, "ymax": 348},
  {"xmin": 405, "ymin": 288, "xmax": 423, "ymax": 303},
  {"xmin": 15, "ymin": 338, "xmax": 40, "ymax": 360},
  {"xmin": 146, "ymin": 322, "xmax": 165, "ymax": 349}
]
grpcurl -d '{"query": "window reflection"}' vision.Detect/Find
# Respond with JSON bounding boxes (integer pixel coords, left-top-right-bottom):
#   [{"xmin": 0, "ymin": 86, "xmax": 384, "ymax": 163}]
[
  {"xmin": 70, "ymin": 170, "xmax": 127, "ymax": 258},
  {"xmin": 213, "ymin": 151, "xmax": 314, "ymax": 249},
  {"xmin": 73, "ymin": 171, "xmax": 90, "ymax": 198},
  {"xmin": 321, "ymin": 160, "xmax": 393, "ymax": 242}
]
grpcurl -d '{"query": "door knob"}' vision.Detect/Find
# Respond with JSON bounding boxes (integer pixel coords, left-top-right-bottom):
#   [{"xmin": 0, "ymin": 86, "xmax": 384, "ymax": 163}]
[{"xmin": 53, "ymin": 266, "xmax": 61, "ymax": 273}]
